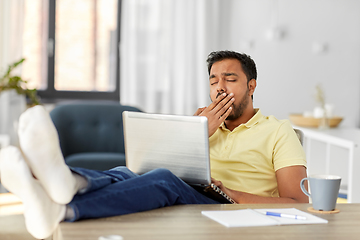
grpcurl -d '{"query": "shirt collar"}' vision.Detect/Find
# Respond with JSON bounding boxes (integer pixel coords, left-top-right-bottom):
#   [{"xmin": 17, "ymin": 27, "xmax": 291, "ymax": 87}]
[
  {"xmin": 244, "ymin": 108, "xmax": 262, "ymax": 128},
  {"xmin": 219, "ymin": 108, "xmax": 263, "ymax": 131}
]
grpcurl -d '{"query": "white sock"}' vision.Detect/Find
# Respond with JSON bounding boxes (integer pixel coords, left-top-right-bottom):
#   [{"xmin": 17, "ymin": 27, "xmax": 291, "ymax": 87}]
[
  {"xmin": 18, "ymin": 105, "xmax": 78, "ymax": 204},
  {"xmin": 0, "ymin": 146, "xmax": 66, "ymax": 239}
]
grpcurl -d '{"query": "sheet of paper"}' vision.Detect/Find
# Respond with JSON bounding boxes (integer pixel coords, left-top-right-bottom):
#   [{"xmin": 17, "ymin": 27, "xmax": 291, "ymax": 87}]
[
  {"xmin": 201, "ymin": 208, "xmax": 328, "ymax": 227},
  {"xmin": 254, "ymin": 208, "xmax": 328, "ymax": 225},
  {"xmin": 202, "ymin": 209, "xmax": 277, "ymax": 227}
]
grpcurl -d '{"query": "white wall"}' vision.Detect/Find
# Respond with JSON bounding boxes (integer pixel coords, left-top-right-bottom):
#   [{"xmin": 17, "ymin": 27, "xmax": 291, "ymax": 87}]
[
  {"xmin": 215, "ymin": 0, "xmax": 360, "ymax": 194},
  {"xmin": 218, "ymin": 0, "xmax": 360, "ymax": 127}
]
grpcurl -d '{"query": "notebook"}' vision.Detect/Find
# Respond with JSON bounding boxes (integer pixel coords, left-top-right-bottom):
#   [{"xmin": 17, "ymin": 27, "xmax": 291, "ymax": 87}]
[
  {"xmin": 122, "ymin": 111, "xmax": 236, "ymax": 204},
  {"xmin": 201, "ymin": 208, "xmax": 328, "ymax": 227}
]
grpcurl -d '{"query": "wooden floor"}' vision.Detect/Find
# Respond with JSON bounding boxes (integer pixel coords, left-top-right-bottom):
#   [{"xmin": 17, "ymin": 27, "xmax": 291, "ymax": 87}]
[
  {"xmin": 0, "ymin": 193, "xmax": 23, "ymax": 216},
  {"xmin": 0, "ymin": 193, "xmax": 37, "ymax": 240}
]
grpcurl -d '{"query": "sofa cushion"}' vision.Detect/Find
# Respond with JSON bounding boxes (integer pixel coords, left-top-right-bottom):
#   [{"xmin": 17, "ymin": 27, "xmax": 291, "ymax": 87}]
[{"xmin": 65, "ymin": 152, "xmax": 126, "ymax": 171}]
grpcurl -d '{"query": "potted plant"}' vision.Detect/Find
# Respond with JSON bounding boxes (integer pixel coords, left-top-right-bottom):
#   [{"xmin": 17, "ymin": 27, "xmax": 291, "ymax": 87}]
[
  {"xmin": 0, "ymin": 58, "xmax": 41, "ymax": 147},
  {"xmin": 0, "ymin": 58, "xmax": 40, "ymax": 106}
]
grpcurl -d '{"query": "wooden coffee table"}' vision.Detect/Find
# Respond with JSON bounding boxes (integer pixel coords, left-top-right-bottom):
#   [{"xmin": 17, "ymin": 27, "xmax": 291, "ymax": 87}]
[{"xmin": 54, "ymin": 203, "xmax": 360, "ymax": 240}]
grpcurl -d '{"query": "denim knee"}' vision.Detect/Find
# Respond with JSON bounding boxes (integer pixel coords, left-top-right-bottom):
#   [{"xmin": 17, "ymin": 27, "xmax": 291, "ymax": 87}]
[
  {"xmin": 143, "ymin": 168, "xmax": 180, "ymax": 182},
  {"xmin": 105, "ymin": 166, "xmax": 139, "ymax": 179},
  {"xmin": 109, "ymin": 166, "xmax": 128, "ymax": 171},
  {"xmin": 149, "ymin": 168, "xmax": 175, "ymax": 177}
]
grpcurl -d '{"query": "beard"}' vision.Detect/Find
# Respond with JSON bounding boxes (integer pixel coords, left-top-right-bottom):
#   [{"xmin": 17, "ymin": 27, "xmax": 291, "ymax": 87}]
[{"xmin": 226, "ymin": 88, "xmax": 250, "ymax": 121}]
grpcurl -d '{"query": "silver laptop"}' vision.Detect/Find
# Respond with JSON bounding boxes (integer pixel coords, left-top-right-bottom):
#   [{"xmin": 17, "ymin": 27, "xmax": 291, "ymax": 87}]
[{"xmin": 123, "ymin": 111, "xmax": 235, "ymax": 204}]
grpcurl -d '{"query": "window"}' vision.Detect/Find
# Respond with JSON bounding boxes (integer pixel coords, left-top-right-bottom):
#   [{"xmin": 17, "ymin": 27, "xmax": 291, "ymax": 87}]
[{"xmin": 22, "ymin": 0, "xmax": 121, "ymax": 102}]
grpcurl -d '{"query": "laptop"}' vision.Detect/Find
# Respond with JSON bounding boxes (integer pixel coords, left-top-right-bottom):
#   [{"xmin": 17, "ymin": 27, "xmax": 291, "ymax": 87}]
[{"xmin": 123, "ymin": 111, "xmax": 236, "ymax": 204}]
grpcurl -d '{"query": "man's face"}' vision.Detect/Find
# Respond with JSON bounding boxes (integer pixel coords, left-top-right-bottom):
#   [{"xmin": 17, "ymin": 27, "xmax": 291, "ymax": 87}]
[{"xmin": 209, "ymin": 58, "xmax": 251, "ymax": 120}]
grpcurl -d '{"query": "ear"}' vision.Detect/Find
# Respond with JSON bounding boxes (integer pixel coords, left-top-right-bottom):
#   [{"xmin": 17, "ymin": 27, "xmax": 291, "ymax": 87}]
[{"xmin": 248, "ymin": 79, "xmax": 256, "ymax": 96}]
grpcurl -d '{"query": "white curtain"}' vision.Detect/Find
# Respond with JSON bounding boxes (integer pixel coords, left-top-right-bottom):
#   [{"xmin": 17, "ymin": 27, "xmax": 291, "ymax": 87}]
[
  {"xmin": 0, "ymin": 0, "xmax": 26, "ymax": 146},
  {"xmin": 120, "ymin": 0, "xmax": 221, "ymax": 115},
  {"xmin": 0, "ymin": 0, "xmax": 25, "ymax": 69}
]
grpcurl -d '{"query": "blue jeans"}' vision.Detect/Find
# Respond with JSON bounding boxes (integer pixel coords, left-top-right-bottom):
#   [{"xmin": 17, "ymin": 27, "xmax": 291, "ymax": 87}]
[{"xmin": 67, "ymin": 166, "xmax": 219, "ymax": 221}]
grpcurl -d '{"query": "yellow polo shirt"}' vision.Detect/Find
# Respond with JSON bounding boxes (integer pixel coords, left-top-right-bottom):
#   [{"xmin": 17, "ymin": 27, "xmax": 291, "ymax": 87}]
[{"xmin": 209, "ymin": 109, "xmax": 306, "ymax": 198}]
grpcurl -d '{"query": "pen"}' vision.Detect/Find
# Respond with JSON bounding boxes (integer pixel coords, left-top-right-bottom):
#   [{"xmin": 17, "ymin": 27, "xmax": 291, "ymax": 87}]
[{"xmin": 262, "ymin": 211, "xmax": 307, "ymax": 220}]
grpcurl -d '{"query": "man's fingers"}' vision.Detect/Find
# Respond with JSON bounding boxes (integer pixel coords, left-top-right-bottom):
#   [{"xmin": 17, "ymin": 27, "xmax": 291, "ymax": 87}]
[
  {"xmin": 216, "ymin": 97, "xmax": 234, "ymax": 117},
  {"xmin": 220, "ymin": 106, "xmax": 232, "ymax": 121},
  {"xmin": 211, "ymin": 178, "xmax": 222, "ymax": 187},
  {"xmin": 194, "ymin": 107, "xmax": 206, "ymax": 116},
  {"xmin": 207, "ymin": 92, "xmax": 227, "ymax": 110},
  {"xmin": 213, "ymin": 93, "xmax": 234, "ymax": 117},
  {"xmin": 197, "ymin": 92, "xmax": 235, "ymax": 137}
]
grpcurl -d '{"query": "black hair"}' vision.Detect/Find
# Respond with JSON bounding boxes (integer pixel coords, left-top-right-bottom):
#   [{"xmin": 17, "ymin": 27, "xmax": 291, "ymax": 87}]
[{"xmin": 206, "ymin": 50, "xmax": 257, "ymax": 83}]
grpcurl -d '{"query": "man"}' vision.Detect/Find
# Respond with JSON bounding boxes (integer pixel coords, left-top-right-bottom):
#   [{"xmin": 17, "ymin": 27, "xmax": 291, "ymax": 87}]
[
  {"xmin": 0, "ymin": 51, "xmax": 307, "ymax": 239},
  {"xmin": 196, "ymin": 51, "xmax": 307, "ymax": 203}
]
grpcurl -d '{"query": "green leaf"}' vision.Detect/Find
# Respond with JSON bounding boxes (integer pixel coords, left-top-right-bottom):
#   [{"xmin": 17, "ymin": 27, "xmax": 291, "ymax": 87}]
[{"xmin": 0, "ymin": 58, "xmax": 41, "ymax": 105}]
